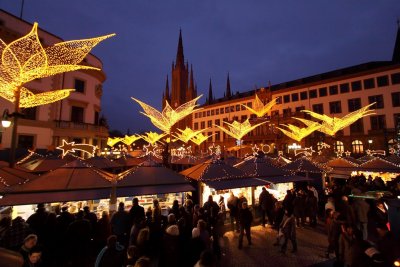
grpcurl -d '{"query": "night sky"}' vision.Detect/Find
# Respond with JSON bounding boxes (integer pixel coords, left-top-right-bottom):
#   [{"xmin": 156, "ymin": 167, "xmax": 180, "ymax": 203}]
[{"xmin": 2, "ymin": 1, "xmax": 400, "ymax": 133}]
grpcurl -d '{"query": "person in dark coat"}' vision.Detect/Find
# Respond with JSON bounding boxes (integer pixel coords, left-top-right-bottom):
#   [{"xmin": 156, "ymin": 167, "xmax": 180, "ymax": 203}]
[
  {"xmin": 94, "ymin": 211, "xmax": 111, "ymax": 253},
  {"xmin": 83, "ymin": 206, "xmax": 98, "ymax": 233},
  {"xmin": 160, "ymin": 225, "xmax": 181, "ymax": 267},
  {"xmin": 305, "ymin": 190, "xmax": 318, "ymax": 227},
  {"xmin": 111, "ymin": 202, "xmax": 131, "ymax": 246},
  {"xmin": 280, "ymin": 209, "xmax": 297, "ymax": 254},
  {"xmin": 186, "ymin": 227, "xmax": 206, "ymax": 267},
  {"xmin": 1, "ymin": 216, "xmax": 32, "ymax": 251},
  {"xmin": 259, "ymin": 187, "xmax": 269, "ymax": 227},
  {"xmin": 352, "ymin": 198, "xmax": 369, "ymax": 240},
  {"xmin": 293, "ymin": 190, "xmax": 306, "ymax": 227},
  {"xmin": 95, "ymin": 235, "xmax": 124, "ymax": 267},
  {"xmin": 129, "ymin": 197, "xmax": 145, "ymax": 227},
  {"xmin": 22, "ymin": 245, "xmax": 42, "ymax": 267},
  {"xmin": 227, "ymin": 192, "xmax": 239, "ymax": 232},
  {"xmin": 374, "ymin": 201, "xmax": 388, "ymax": 226},
  {"xmin": 19, "ymin": 234, "xmax": 38, "ymax": 263},
  {"xmin": 26, "ymin": 204, "xmax": 49, "ymax": 243},
  {"xmin": 203, "ymin": 195, "xmax": 220, "ymax": 231},
  {"xmin": 282, "ymin": 190, "xmax": 295, "ymax": 214},
  {"xmin": 169, "ymin": 200, "xmax": 181, "ymax": 221},
  {"xmin": 238, "ymin": 202, "xmax": 253, "ymax": 249}
]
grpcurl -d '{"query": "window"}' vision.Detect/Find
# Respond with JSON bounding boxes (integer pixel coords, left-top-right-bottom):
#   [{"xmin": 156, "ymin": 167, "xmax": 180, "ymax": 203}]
[
  {"xmin": 21, "ymin": 107, "xmax": 37, "ymax": 120},
  {"xmin": 319, "ymin": 87, "xmax": 327, "ymax": 97},
  {"xmin": 392, "ymin": 92, "xmax": 400, "ymax": 107},
  {"xmin": 300, "ymin": 91, "xmax": 308, "ymax": 100},
  {"xmin": 200, "ymin": 121, "xmax": 205, "ymax": 129},
  {"xmin": 202, "ymin": 111, "xmax": 206, "ymax": 117},
  {"xmin": 363, "ymin": 78, "xmax": 375, "ymax": 89},
  {"xmin": 207, "ymin": 120, "xmax": 212, "ymax": 127},
  {"xmin": 348, "ymin": 98, "xmax": 361, "ymax": 112},
  {"xmin": 194, "ymin": 122, "xmax": 199, "ymax": 130},
  {"xmin": 377, "ymin": 75, "xmax": 389, "ymax": 87},
  {"xmin": 339, "ymin": 83, "xmax": 349, "ymax": 93},
  {"xmin": 236, "ymin": 105, "xmax": 240, "ymax": 111},
  {"xmin": 241, "ymin": 115, "xmax": 247, "ymax": 122},
  {"xmin": 283, "ymin": 95, "xmax": 290, "ymax": 103},
  {"xmin": 370, "ymin": 115, "xmax": 386, "ymax": 130},
  {"xmin": 74, "ymin": 79, "xmax": 85, "ymax": 93},
  {"xmin": 312, "ymin": 104, "xmax": 324, "ymax": 114},
  {"xmin": 368, "ymin": 95, "xmax": 384, "ymax": 109},
  {"xmin": 215, "ymin": 119, "xmax": 220, "ymax": 126},
  {"xmin": 225, "ymin": 107, "xmax": 229, "ymax": 113},
  {"xmin": 329, "ymin": 85, "xmax": 338, "ymax": 95},
  {"xmin": 94, "ymin": 111, "xmax": 99, "ymax": 125},
  {"xmin": 230, "ymin": 106, "xmax": 235, "ymax": 112},
  {"xmin": 198, "ymin": 112, "xmax": 202, "ymax": 118},
  {"xmin": 334, "ymin": 141, "xmax": 344, "ymax": 153},
  {"xmin": 211, "ymin": 110, "xmax": 214, "ymax": 116},
  {"xmin": 247, "ymin": 102, "xmax": 252, "ymax": 108},
  {"xmin": 215, "ymin": 131, "xmax": 220, "ymax": 142},
  {"xmin": 207, "ymin": 111, "xmax": 210, "ymax": 116},
  {"xmin": 291, "ymin": 93, "xmax": 299, "ymax": 102},
  {"xmin": 71, "ymin": 106, "xmax": 84, "ymax": 123},
  {"xmin": 241, "ymin": 105, "xmax": 246, "ymax": 111},
  {"xmin": 194, "ymin": 113, "xmax": 198, "ymax": 119},
  {"xmin": 391, "ymin": 73, "xmax": 400, "ymax": 84},
  {"xmin": 17, "ymin": 135, "xmax": 34, "ymax": 149},
  {"xmin": 351, "ymin": 81, "xmax": 362, "ymax": 91},
  {"xmin": 283, "ymin": 108, "xmax": 291, "ymax": 117},
  {"xmin": 309, "ymin": 89, "xmax": 317, "ymax": 99},
  {"xmin": 352, "ymin": 140, "xmax": 363, "ymax": 154},
  {"xmin": 220, "ymin": 108, "xmax": 224, "ymax": 114},
  {"xmin": 276, "ymin": 96, "xmax": 282, "ymax": 104},
  {"xmin": 329, "ymin": 101, "xmax": 342, "ymax": 114},
  {"xmin": 350, "ymin": 119, "xmax": 364, "ymax": 133},
  {"xmin": 295, "ymin": 106, "xmax": 305, "ymax": 112}
]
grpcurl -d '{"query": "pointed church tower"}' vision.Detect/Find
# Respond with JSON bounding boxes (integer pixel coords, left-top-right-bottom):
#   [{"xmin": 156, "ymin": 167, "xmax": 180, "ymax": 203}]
[
  {"xmin": 226, "ymin": 73, "xmax": 232, "ymax": 99},
  {"xmin": 162, "ymin": 75, "xmax": 170, "ymax": 109},
  {"xmin": 393, "ymin": 22, "xmax": 400, "ymax": 62},
  {"xmin": 207, "ymin": 79, "xmax": 214, "ymax": 105},
  {"xmin": 187, "ymin": 65, "xmax": 195, "ymax": 101}
]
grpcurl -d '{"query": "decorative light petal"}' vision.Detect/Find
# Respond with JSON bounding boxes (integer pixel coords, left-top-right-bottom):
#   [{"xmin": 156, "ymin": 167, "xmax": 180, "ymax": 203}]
[{"xmin": 19, "ymin": 89, "xmax": 75, "ymax": 108}]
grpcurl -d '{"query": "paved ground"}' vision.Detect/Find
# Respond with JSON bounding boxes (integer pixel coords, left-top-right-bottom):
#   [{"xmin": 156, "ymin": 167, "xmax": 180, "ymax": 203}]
[{"xmin": 218, "ymin": 224, "xmax": 334, "ymax": 267}]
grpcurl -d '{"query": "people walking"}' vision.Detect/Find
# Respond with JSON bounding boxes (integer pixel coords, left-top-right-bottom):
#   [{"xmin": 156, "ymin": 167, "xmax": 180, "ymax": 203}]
[
  {"xmin": 227, "ymin": 192, "xmax": 239, "ymax": 232},
  {"xmin": 238, "ymin": 202, "xmax": 253, "ymax": 249},
  {"xmin": 280, "ymin": 209, "xmax": 297, "ymax": 254}
]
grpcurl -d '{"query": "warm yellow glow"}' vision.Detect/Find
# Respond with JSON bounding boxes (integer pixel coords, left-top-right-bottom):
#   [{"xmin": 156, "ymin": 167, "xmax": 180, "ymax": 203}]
[
  {"xmin": 143, "ymin": 143, "xmax": 162, "ymax": 158},
  {"xmin": 174, "ymin": 127, "xmax": 207, "ymax": 143},
  {"xmin": 0, "ymin": 22, "xmax": 115, "ymax": 108},
  {"xmin": 301, "ymin": 103, "xmax": 375, "ymax": 136},
  {"xmin": 132, "ymin": 95, "xmax": 202, "ymax": 133},
  {"xmin": 276, "ymin": 118, "xmax": 321, "ymax": 142},
  {"xmin": 121, "ymin": 135, "xmax": 141, "ymax": 146},
  {"xmin": 190, "ymin": 132, "xmax": 211, "ymax": 146},
  {"xmin": 242, "ymin": 95, "xmax": 277, "ymax": 118},
  {"xmin": 107, "ymin": 137, "xmax": 123, "ymax": 147},
  {"xmin": 215, "ymin": 119, "xmax": 266, "ymax": 141},
  {"xmin": 56, "ymin": 139, "xmax": 96, "ymax": 157},
  {"xmin": 140, "ymin": 131, "xmax": 166, "ymax": 145}
]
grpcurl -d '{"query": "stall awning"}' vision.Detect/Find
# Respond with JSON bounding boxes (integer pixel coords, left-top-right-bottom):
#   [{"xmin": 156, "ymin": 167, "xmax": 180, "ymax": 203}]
[
  {"xmin": 205, "ymin": 178, "xmax": 266, "ymax": 191},
  {"xmin": 257, "ymin": 175, "xmax": 312, "ymax": 184},
  {"xmin": 117, "ymin": 183, "xmax": 194, "ymax": 196}
]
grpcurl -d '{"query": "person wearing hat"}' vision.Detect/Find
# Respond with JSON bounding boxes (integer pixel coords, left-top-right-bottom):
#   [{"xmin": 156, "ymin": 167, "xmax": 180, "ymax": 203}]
[
  {"xmin": 26, "ymin": 204, "xmax": 49, "ymax": 243},
  {"xmin": 238, "ymin": 202, "xmax": 253, "ymax": 249}
]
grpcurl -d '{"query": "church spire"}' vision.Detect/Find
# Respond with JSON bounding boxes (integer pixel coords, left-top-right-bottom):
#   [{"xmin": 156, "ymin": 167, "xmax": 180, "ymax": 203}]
[
  {"xmin": 393, "ymin": 21, "xmax": 400, "ymax": 62},
  {"xmin": 207, "ymin": 78, "xmax": 214, "ymax": 105},
  {"xmin": 165, "ymin": 75, "xmax": 170, "ymax": 102},
  {"xmin": 188, "ymin": 64, "xmax": 195, "ymax": 99},
  {"xmin": 176, "ymin": 29, "xmax": 185, "ymax": 67},
  {"xmin": 226, "ymin": 72, "xmax": 232, "ymax": 99}
]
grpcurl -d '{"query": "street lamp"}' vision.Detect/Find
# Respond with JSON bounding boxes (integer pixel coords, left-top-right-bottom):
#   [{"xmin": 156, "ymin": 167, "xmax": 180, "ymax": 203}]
[
  {"xmin": 1, "ymin": 110, "xmax": 11, "ymax": 128},
  {"xmin": 368, "ymin": 139, "xmax": 373, "ymax": 149}
]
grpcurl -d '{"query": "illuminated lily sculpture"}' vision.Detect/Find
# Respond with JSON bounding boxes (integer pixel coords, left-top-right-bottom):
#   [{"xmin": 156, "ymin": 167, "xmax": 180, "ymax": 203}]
[
  {"xmin": 241, "ymin": 95, "xmax": 277, "ymax": 118},
  {"xmin": 140, "ymin": 131, "xmax": 167, "ymax": 145},
  {"xmin": 132, "ymin": 95, "xmax": 202, "ymax": 134},
  {"xmin": 107, "ymin": 137, "xmax": 123, "ymax": 148},
  {"xmin": 300, "ymin": 103, "xmax": 375, "ymax": 136},
  {"xmin": 216, "ymin": 119, "xmax": 266, "ymax": 142},
  {"xmin": 174, "ymin": 127, "xmax": 207, "ymax": 143},
  {"xmin": 190, "ymin": 132, "xmax": 211, "ymax": 146},
  {"xmin": 276, "ymin": 119, "xmax": 322, "ymax": 142},
  {"xmin": 121, "ymin": 135, "xmax": 142, "ymax": 146}
]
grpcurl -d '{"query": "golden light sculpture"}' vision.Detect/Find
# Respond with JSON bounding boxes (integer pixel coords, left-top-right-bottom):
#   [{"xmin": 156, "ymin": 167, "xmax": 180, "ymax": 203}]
[
  {"xmin": 121, "ymin": 135, "xmax": 141, "ymax": 146},
  {"xmin": 140, "ymin": 131, "xmax": 166, "ymax": 145},
  {"xmin": 190, "ymin": 132, "xmax": 211, "ymax": 146},
  {"xmin": 174, "ymin": 127, "xmax": 207, "ymax": 143},
  {"xmin": 132, "ymin": 95, "xmax": 202, "ymax": 134},
  {"xmin": 57, "ymin": 140, "xmax": 97, "ymax": 157},
  {"xmin": 241, "ymin": 95, "xmax": 277, "ymax": 118},
  {"xmin": 107, "ymin": 137, "xmax": 123, "ymax": 148},
  {"xmin": 0, "ymin": 22, "xmax": 115, "ymax": 108},
  {"xmin": 276, "ymin": 118, "xmax": 321, "ymax": 142},
  {"xmin": 215, "ymin": 119, "xmax": 266, "ymax": 141},
  {"xmin": 300, "ymin": 103, "xmax": 375, "ymax": 136}
]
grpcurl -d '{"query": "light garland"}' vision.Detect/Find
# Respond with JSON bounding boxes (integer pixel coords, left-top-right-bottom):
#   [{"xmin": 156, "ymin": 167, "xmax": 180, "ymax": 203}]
[
  {"xmin": 0, "ymin": 22, "xmax": 115, "ymax": 108},
  {"xmin": 294, "ymin": 146, "xmax": 315, "ymax": 157},
  {"xmin": 300, "ymin": 103, "xmax": 375, "ymax": 136},
  {"xmin": 107, "ymin": 137, "xmax": 123, "ymax": 148},
  {"xmin": 121, "ymin": 135, "xmax": 141, "ymax": 146},
  {"xmin": 241, "ymin": 95, "xmax": 277, "ymax": 118},
  {"xmin": 56, "ymin": 139, "xmax": 97, "ymax": 157},
  {"xmin": 276, "ymin": 118, "xmax": 321, "ymax": 142},
  {"xmin": 190, "ymin": 132, "xmax": 211, "ymax": 146},
  {"xmin": 132, "ymin": 95, "xmax": 202, "ymax": 134},
  {"xmin": 208, "ymin": 143, "xmax": 222, "ymax": 158},
  {"xmin": 215, "ymin": 119, "xmax": 266, "ymax": 142},
  {"xmin": 140, "ymin": 131, "xmax": 166, "ymax": 145},
  {"xmin": 174, "ymin": 127, "xmax": 207, "ymax": 143},
  {"xmin": 366, "ymin": 149, "xmax": 386, "ymax": 156},
  {"xmin": 143, "ymin": 143, "xmax": 163, "ymax": 158}
]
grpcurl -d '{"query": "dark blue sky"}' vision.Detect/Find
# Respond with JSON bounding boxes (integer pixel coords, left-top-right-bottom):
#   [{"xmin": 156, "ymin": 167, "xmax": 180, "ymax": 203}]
[{"xmin": 2, "ymin": 1, "xmax": 400, "ymax": 133}]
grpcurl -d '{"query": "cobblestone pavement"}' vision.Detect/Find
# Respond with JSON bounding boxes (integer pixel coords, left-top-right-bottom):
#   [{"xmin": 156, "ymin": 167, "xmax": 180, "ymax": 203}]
[{"xmin": 218, "ymin": 224, "xmax": 334, "ymax": 267}]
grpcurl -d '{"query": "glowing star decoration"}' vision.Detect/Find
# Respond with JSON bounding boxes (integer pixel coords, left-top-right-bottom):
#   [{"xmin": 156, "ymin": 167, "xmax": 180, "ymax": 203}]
[
  {"xmin": 276, "ymin": 118, "xmax": 321, "ymax": 142},
  {"xmin": 174, "ymin": 127, "xmax": 207, "ymax": 143},
  {"xmin": 190, "ymin": 132, "xmax": 211, "ymax": 146},
  {"xmin": 389, "ymin": 148, "xmax": 396, "ymax": 155},
  {"xmin": 107, "ymin": 137, "xmax": 123, "ymax": 148},
  {"xmin": 251, "ymin": 144, "xmax": 260, "ymax": 155},
  {"xmin": 140, "ymin": 132, "xmax": 166, "ymax": 145},
  {"xmin": 278, "ymin": 151, "xmax": 284, "ymax": 156},
  {"xmin": 143, "ymin": 143, "xmax": 162, "ymax": 158},
  {"xmin": 336, "ymin": 151, "xmax": 344, "ymax": 158},
  {"xmin": 57, "ymin": 140, "xmax": 96, "ymax": 157},
  {"xmin": 215, "ymin": 119, "xmax": 266, "ymax": 142},
  {"xmin": 241, "ymin": 95, "xmax": 277, "ymax": 117},
  {"xmin": 121, "ymin": 135, "xmax": 141, "ymax": 146},
  {"xmin": 294, "ymin": 146, "xmax": 315, "ymax": 157},
  {"xmin": 261, "ymin": 144, "xmax": 271, "ymax": 154},
  {"xmin": 0, "ymin": 22, "xmax": 115, "ymax": 108},
  {"xmin": 344, "ymin": 151, "xmax": 352, "ymax": 157},
  {"xmin": 208, "ymin": 143, "xmax": 221, "ymax": 158},
  {"xmin": 301, "ymin": 103, "xmax": 375, "ymax": 136},
  {"xmin": 132, "ymin": 95, "xmax": 202, "ymax": 134}
]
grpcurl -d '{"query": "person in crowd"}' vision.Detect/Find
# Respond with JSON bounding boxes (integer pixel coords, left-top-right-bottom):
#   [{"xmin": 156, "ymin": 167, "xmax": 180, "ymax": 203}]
[
  {"xmin": 258, "ymin": 187, "xmax": 269, "ymax": 227},
  {"xmin": 0, "ymin": 217, "xmax": 11, "ymax": 240},
  {"xmin": 306, "ymin": 190, "xmax": 318, "ymax": 227},
  {"xmin": 83, "ymin": 206, "xmax": 98, "ymax": 232},
  {"xmin": 325, "ymin": 196, "xmax": 335, "ymax": 212},
  {"xmin": 293, "ymin": 190, "xmax": 306, "ymax": 228},
  {"xmin": 22, "ymin": 245, "xmax": 42, "ymax": 267},
  {"xmin": 238, "ymin": 202, "xmax": 253, "ymax": 249},
  {"xmin": 218, "ymin": 195, "xmax": 226, "ymax": 221},
  {"xmin": 325, "ymin": 209, "xmax": 335, "ymax": 258},
  {"xmin": 166, "ymin": 213, "xmax": 176, "ymax": 227},
  {"xmin": 194, "ymin": 249, "xmax": 217, "ymax": 267},
  {"xmin": 136, "ymin": 227, "xmax": 151, "ymax": 258},
  {"xmin": 196, "ymin": 219, "xmax": 211, "ymax": 249},
  {"xmin": 375, "ymin": 223, "xmax": 400, "ymax": 266},
  {"xmin": 129, "ymin": 197, "xmax": 145, "ymax": 227},
  {"xmin": 227, "ymin": 192, "xmax": 239, "ymax": 232},
  {"xmin": 237, "ymin": 193, "xmax": 248, "ymax": 211},
  {"xmin": 42, "ymin": 212, "xmax": 57, "ymax": 266},
  {"xmin": 273, "ymin": 201, "xmax": 285, "ymax": 230},
  {"xmin": 337, "ymin": 196, "xmax": 355, "ymax": 226},
  {"xmin": 95, "ymin": 235, "xmax": 125, "ymax": 267},
  {"xmin": 186, "ymin": 227, "xmax": 207, "ymax": 266},
  {"xmin": 110, "ymin": 202, "xmax": 131, "ymax": 246},
  {"xmin": 26, "ymin": 204, "xmax": 49, "ymax": 243},
  {"xmin": 169, "ymin": 200, "xmax": 181, "ymax": 220},
  {"xmin": 1, "ymin": 216, "xmax": 32, "ymax": 251},
  {"xmin": 133, "ymin": 256, "xmax": 151, "ymax": 267},
  {"xmin": 374, "ymin": 201, "xmax": 388, "ymax": 226},
  {"xmin": 280, "ymin": 209, "xmax": 297, "ymax": 254},
  {"xmin": 352, "ymin": 196, "xmax": 369, "ymax": 240},
  {"xmin": 94, "ymin": 211, "xmax": 111, "ymax": 253},
  {"xmin": 160, "ymin": 224, "xmax": 181, "ymax": 267},
  {"xmin": 126, "ymin": 245, "xmax": 140, "ymax": 267},
  {"xmin": 177, "ymin": 206, "xmax": 192, "ymax": 241},
  {"xmin": 19, "ymin": 234, "xmax": 38, "ymax": 263},
  {"xmin": 282, "ymin": 190, "xmax": 295, "ymax": 214},
  {"xmin": 307, "ymin": 185, "xmax": 319, "ymax": 203},
  {"xmin": 203, "ymin": 195, "xmax": 220, "ymax": 231},
  {"xmin": 151, "ymin": 199, "xmax": 162, "ymax": 227},
  {"xmin": 339, "ymin": 224, "xmax": 356, "ymax": 267}
]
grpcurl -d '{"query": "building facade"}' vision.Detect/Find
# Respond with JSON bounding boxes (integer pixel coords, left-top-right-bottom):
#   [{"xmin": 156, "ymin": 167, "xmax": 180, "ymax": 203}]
[
  {"xmin": 0, "ymin": 10, "xmax": 109, "ymax": 153},
  {"xmin": 192, "ymin": 27, "xmax": 400, "ymax": 156}
]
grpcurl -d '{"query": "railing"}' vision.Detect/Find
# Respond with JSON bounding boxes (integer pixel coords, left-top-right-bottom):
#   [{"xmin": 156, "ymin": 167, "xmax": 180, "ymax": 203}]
[{"xmin": 54, "ymin": 120, "xmax": 108, "ymax": 133}]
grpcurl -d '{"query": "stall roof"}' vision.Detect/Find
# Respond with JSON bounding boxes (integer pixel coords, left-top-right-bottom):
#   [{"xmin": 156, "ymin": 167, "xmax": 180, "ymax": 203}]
[
  {"xmin": 271, "ymin": 155, "xmax": 291, "ymax": 166},
  {"xmin": 385, "ymin": 154, "xmax": 400, "ymax": 166},
  {"xmin": 114, "ymin": 156, "xmax": 146, "ymax": 167},
  {"xmin": 180, "ymin": 159, "xmax": 247, "ymax": 181},
  {"xmin": 357, "ymin": 155, "xmax": 377, "ymax": 163},
  {"xmin": 0, "ymin": 166, "xmax": 38, "ymax": 191},
  {"xmin": 343, "ymin": 156, "xmax": 362, "ymax": 165},
  {"xmin": 235, "ymin": 156, "xmax": 288, "ymax": 177},
  {"xmin": 358, "ymin": 157, "xmax": 400, "ymax": 173},
  {"xmin": 18, "ymin": 154, "xmax": 75, "ymax": 173},
  {"xmin": 257, "ymin": 175, "xmax": 312, "ymax": 184},
  {"xmin": 327, "ymin": 158, "xmax": 359, "ymax": 169},
  {"xmin": 171, "ymin": 156, "xmax": 198, "ymax": 165},
  {"xmin": 284, "ymin": 157, "xmax": 328, "ymax": 173},
  {"xmin": 205, "ymin": 177, "xmax": 267, "ymax": 190},
  {"xmin": 117, "ymin": 183, "xmax": 194, "ymax": 197},
  {"xmin": 85, "ymin": 156, "xmax": 122, "ymax": 169}
]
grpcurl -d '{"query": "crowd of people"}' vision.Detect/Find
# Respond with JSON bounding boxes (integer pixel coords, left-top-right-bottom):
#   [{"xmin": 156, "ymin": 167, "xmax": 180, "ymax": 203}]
[{"xmin": 0, "ymin": 173, "xmax": 399, "ymax": 267}]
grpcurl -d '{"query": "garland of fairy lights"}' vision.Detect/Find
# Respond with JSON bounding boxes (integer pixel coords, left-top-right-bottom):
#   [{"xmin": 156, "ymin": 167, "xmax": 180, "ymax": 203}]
[{"xmin": 241, "ymin": 95, "xmax": 277, "ymax": 118}]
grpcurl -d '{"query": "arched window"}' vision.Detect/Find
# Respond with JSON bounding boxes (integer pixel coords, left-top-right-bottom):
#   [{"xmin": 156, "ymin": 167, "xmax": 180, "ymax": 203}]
[
  {"xmin": 352, "ymin": 140, "xmax": 363, "ymax": 154},
  {"xmin": 334, "ymin": 141, "xmax": 344, "ymax": 153}
]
